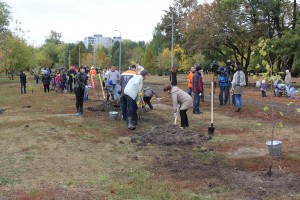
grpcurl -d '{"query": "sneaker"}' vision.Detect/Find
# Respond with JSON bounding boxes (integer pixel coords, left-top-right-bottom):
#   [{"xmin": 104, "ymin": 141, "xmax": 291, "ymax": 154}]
[{"xmin": 74, "ymin": 112, "xmax": 80, "ymax": 116}]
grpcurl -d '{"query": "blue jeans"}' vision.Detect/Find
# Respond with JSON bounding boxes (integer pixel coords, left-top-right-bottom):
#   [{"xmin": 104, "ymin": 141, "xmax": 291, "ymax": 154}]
[
  {"xmin": 234, "ymin": 94, "xmax": 242, "ymax": 109},
  {"xmin": 219, "ymin": 86, "xmax": 229, "ymax": 104},
  {"xmin": 112, "ymin": 84, "xmax": 119, "ymax": 100},
  {"xmin": 193, "ymin": 92, "xmax": 201, "ymax": 112},
  {"xmin": 188, "ymin": 88, "xmax": 193, "ymax": 96}
]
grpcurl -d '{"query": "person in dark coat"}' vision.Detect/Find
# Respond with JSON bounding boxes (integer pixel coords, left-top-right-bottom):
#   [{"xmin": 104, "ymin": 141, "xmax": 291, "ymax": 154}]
[
  {"xmin": 192, "ymin": 66, "xmax": 204, "ymax": 114},
  {"xmin": 74, "ymin": 66, "xmax": 88, "ymax": 115},
  {"xmin": 42, "ymin": 71, "xmax": 51, "ymax": 93},
  {"xmin": 19, "ymin": 71, "xmax": 27, "ymax": 94}
]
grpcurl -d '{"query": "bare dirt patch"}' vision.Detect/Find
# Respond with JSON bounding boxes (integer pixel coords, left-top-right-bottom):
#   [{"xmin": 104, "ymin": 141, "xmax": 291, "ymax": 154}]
[{"xmin": 131, "ymin": 124, "xmax": 210, "ymax": 146}]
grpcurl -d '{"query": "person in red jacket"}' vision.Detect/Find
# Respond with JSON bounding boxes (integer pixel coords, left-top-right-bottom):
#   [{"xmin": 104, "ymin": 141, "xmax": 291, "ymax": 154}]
[{"xmin": 192, "ymin": 66, "xmax": 204, "ymax": 114}]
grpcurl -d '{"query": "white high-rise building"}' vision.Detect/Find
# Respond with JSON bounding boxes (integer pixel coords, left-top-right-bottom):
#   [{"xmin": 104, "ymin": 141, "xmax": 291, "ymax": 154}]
[{"xmin": 84, "ymin": 34, "xmax": 114, "ymax": 49}]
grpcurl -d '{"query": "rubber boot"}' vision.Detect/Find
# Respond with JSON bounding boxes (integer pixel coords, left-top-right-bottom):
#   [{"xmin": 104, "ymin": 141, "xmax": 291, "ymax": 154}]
[
  {"xmin": 132, "ymin": 115, "xmax": 138, "ymax": 126},
  {"xmin": 127, "ymin": 117, "xmax": 136, "ymax": 130}
]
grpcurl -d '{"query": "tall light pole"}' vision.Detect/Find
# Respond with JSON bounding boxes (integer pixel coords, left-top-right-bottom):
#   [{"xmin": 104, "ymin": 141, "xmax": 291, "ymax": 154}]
[
  {"xmin": 78, "ymin": 43, "xmax": 81, "ymax": 67},
  {"xmin": 171, "ymin": 11, "xmax": 174, "ymax": 70},
  {"xmin": 93, "ymin": 39, "xmax": 96, "ymax": 68},
  {"xmin": 114, "ymin": 30, "xmax": 122, "ymax": 72}
]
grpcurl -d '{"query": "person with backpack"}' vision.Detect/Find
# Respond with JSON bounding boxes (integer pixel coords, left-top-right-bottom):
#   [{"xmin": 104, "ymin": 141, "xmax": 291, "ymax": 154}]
[
  {"xmin": 231, "ymin": 62, "xmax": 246, "ymax": 112},
  {"xmin": 218, "ymin": 67, "xmax": 230, "ymax": 105},
  {"xmin": 19, "ymin": 71, "xmax": 27, "ymax": 94},
  {"xmin": 42, "ymin": 71, "xmax": 51, "ymax": 93}
]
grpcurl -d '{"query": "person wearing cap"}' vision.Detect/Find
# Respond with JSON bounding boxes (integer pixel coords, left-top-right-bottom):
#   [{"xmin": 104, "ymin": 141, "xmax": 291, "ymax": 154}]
[
  {"xmin": 42, "ymin": 71, "xmax": 51, "ymax": 93},
  {"xmin": 218, "ymin": 67, "xmax": 230, "ymax": 105},
  {"xmin": 192, "ymin": 66, "xmax": 204, "ymax": 114},
  {"xmin": 231, "ymin": 62, "xmax": 246, "ymax": 112},
  {"xmin": 187, "ymin": 66, "xmax": 196, "ymax": 96},
  {"xmin": 123, "ymin": 70, "xmax": 148, "ymax": 130},
  {"xmin": 163, "ymin": 84, "xmax": 193, "ymax": 129},
  {"xmin": 74, "ymin": 66, "xmax": 88, "ymax": 115},
  {"xmin": 284, "ymin": 69, "xmax": 292, "ymax": 97},
  {"xmin": 120, "ymin": 64, "xmax": 138, "ymax": 120}
]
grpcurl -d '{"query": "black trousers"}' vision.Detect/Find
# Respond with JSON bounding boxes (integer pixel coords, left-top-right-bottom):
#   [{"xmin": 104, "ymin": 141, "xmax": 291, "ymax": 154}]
[
  {"xmin": 180, "ymin": 109, "xmax": 189, "ymax": 127},
  {"xmin": 143, "ymin": 97, "xmax": 153, "ymax": 109},
  {"xmin": 44, "ymin": 84, "xmax": 50, "ymax": 93},
  {"xmin": 75, "ymin": 87, "xmax": 84, "ymax": 113},
  {"xmin": 21, "ymin": 83, "xmax": 26, "ymax": 94}
]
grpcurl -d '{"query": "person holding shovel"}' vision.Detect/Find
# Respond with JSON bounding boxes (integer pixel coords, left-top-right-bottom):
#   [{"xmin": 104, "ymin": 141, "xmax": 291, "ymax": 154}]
[
  {"xmin": 164, "ymin": 84, "xmax": 193, "ymax": 129},
  {"xmin": 124, "ymin": 70, "xmax": 148, "ymax": 130}
]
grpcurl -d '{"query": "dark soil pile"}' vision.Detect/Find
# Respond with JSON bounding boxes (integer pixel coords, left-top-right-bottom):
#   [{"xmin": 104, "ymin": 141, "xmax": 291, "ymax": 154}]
[
  {"xmin": 87, "ymin": 101, "xmax": 120, "ymax": 112},
  {"xmin": 132, "ymin": 124, "xmax": 210, "ymax": 146}
]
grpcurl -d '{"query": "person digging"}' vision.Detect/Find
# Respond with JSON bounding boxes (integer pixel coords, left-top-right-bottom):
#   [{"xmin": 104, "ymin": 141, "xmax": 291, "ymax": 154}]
[
  {"xmin": 123, "ymin": 70, "xmax": 148, "ymax": 130},
  {"xmin": 163, "ymin": 84, "xmax": 193, "ymax": 129}
]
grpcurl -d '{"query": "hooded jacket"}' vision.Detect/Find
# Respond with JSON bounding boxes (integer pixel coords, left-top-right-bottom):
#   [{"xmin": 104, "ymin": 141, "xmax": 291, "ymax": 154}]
[{"xmin": 171, "ymin": 86, "xmax": 193, "ymax": 112}]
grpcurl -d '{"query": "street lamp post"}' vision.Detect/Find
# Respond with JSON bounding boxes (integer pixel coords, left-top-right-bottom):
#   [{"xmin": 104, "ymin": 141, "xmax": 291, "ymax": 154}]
[
  {"xmin": 93, "ymin": 39, "xmax": 96, "ymax": 68},
  {"xmin": 171, "ymin": 11, "xmax": 174, "ymax": 70},
  {"xmin": 114, "ymin": 30, "xmax": 122, "ymax": 73},
  {"xmin": 78, "ymin": 44, "xmax": 81, "ymax": 67}
]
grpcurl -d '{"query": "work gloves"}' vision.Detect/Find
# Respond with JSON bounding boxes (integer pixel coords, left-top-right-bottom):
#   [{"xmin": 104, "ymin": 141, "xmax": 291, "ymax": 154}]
[{"xmin": 138, "ymin": 92, "xmax": 143, "ymax": 97}]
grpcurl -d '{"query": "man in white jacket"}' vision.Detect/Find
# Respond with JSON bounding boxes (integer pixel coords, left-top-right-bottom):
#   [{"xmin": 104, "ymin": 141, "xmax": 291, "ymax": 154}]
[{"xmin": 124, "ymin": 70, "xmax": 148, "ymax": 130}]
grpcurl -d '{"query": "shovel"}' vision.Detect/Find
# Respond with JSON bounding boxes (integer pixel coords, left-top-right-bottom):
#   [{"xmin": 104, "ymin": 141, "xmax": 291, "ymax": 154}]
[
  {"xmin": 174, "ymin": 107, "xmax": 179, "ymax": 125},
  {"xmin": 208, "ymin": 82, "xmax": 215, "ymax": 137},
  {"xmin": 26, "ymin": 77, "xmax": 33, "ymax": 94}
]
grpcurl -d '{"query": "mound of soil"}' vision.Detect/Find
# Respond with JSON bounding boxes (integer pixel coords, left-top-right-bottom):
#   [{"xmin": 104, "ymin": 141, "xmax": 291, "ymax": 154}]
[
  {"xmin": 132, "ymin": 124, "xmax": 210, "ymax": 146},
  {"xmin": 87, "ymin": 101, "xmax": 120, "ymax": 112}
]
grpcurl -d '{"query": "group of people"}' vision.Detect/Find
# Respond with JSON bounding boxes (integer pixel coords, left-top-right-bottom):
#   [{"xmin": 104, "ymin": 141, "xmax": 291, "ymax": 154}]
[
  {"xmin": 186, "ymin": 60, "xmax": 246, "ymax": 113},
  {"xmin": 18, "ymin": 60, "xmax": 295, "ymax": 131}
]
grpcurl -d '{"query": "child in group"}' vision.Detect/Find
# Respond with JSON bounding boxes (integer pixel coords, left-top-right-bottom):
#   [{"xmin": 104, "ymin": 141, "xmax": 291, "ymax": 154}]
[
  {"xmin": 143, "ymin": 86, "xmax": 160, "ymax": 110},
  {"xmin": 261, "ymin": 79, "xmax": 267, "ymax": 97}
]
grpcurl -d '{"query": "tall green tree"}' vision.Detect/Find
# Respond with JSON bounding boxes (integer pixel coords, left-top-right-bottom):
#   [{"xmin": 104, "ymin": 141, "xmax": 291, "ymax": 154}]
[{"xmin": 142, "ymin": 46, "xmax": 156, "ymax": 73}]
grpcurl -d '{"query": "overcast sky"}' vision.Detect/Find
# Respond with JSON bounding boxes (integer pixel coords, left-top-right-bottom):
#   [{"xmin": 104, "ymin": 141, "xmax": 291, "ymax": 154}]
[{"xmin": 6, "ymin": 0, "xmax": 213, "ymax": 46}]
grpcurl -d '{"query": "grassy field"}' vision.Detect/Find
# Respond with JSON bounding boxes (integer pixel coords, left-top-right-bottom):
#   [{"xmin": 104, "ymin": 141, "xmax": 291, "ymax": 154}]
[{"xmin": 0, "ymin": 75, "xmax": 300, "ymax": 200}]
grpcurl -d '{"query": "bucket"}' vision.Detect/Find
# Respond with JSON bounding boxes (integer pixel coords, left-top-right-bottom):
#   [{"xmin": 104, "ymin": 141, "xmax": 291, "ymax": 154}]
[
  {"xmin": 256, "ymin": 81, "xmax": 261, "ymax": 88},
  {"xmin": 109, "ymin": 111, "xmax": 118, "ymax": 120},
  {"xmin": 266, "ymin": 140, "xmax": 282, "ymax": 157}
]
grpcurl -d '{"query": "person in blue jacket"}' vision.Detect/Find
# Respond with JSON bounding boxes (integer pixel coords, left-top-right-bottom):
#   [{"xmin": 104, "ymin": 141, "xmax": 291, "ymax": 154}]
[{"xmin": 218, "ymin": 67, "xmax": 230, "ymax": 105}]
